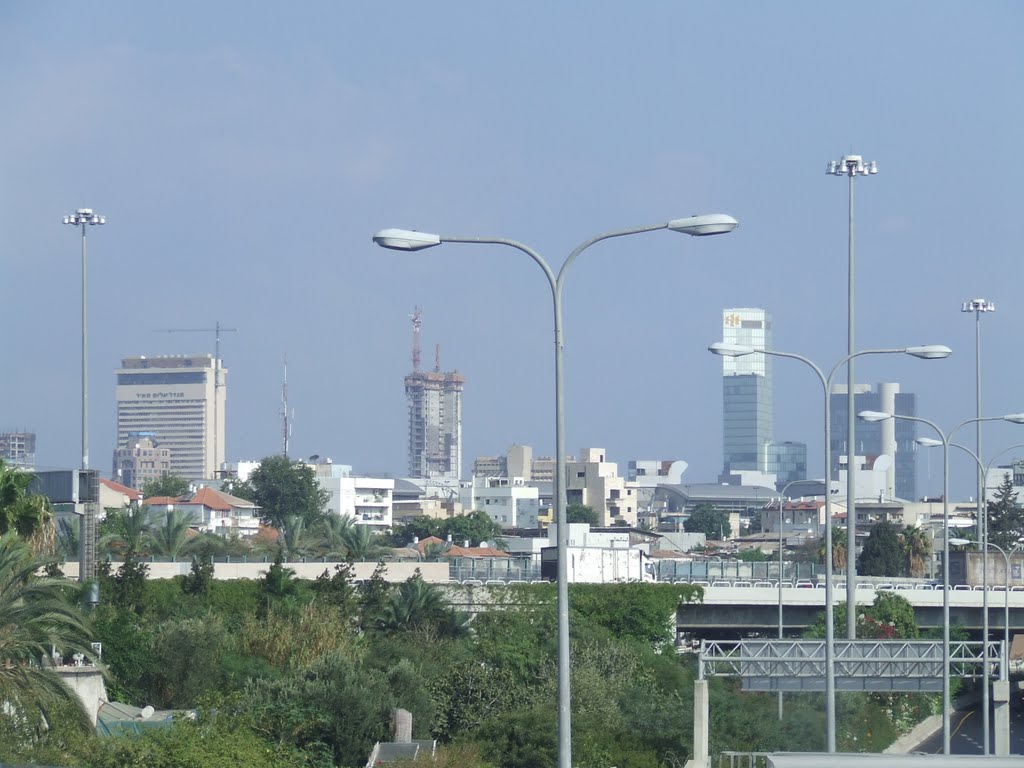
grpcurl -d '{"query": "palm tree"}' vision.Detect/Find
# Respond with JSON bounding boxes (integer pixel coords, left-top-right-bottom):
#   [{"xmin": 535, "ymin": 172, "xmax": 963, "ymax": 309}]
[
  {"xmin": 375, "ymin": 576, "xmax": 469, "ymax": 637},
  {"xmin": 901, "ymin": 525, "xmax": 931, "ymax": 578},
  {"xmin": 0, "ymin": 460, "xmax": 56, "ymax": 555},
  {"xmin": 316, "ymin": 514, "xmax": 355, "ymax": 556},
  {"xmin": 341, "ymin": 524, "xmax": 387, "ymax": 562},
  {"xmin": 0, "ymin": 533, "xmax": 93, "ymax": 732},
  {"xmin": 149, "ymin": 509, "xmax": 196, "ymax": 560},
  {"xmin": 817, "ymin": 526, "xmax": 848, "ymax": 572},
  {"xmin": 99, "ymin": 504, "xmax": 154, "ymax": 558}
]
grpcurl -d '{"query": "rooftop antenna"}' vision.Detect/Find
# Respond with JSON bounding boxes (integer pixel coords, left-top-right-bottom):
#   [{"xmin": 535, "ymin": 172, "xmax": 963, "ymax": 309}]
[
  {"xmin": 410, "ymin": 306, "xmax": 422, "ymax": 372},
  {"xmin": 281, "ymin": 354, "xmax": 292, "ymax": 458},
  {"xmin": 155, "ymin": 321, "xmax": 237, "ymax": 478},
  {"xmin": 434, "ymin": 343, "xmax": 441, "ymax": 373}
]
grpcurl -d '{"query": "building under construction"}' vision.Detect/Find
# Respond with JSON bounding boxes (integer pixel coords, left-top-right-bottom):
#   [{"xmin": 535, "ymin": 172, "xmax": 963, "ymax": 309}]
[{"xmin": 405, "ymin": 308, "xmax": 465, "ymax": 482}]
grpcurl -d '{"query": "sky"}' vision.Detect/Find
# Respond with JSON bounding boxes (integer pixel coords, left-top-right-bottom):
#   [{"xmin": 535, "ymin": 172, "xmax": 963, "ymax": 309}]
[{"xmin": 2, "ymin": 2, "xmax": 1022, "ymax": 501}]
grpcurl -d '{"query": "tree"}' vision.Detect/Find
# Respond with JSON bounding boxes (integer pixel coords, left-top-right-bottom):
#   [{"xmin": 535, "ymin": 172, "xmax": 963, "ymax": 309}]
[
  {"xmin": 141, "ymin": 474, "xmax": 191, "ymax": 499},
  {"xmin": 443, "ymin": 510, "xmax": 504, "ymax": 548},
  {"xmin": 248, "ymin": 457, "xmax": 329, "ymax": 548},
  {"xmin": 817, "ymin": 526, "xmax": 848, "ymax": 571},
  {"xmin": 684, "ymin": 505, "xmax": 731, "ymax": 539},
  {"xmin": 374, "ymin": 575, "xmax": 469, "ymax": 637},
  {"xmin": 988, "ymin": 473, "xmax": 1024, "ymax": 550},
  {"xmin": 0, "ymin": 459, "xmax": 55, "ymax": 555},
  {"xmin": 99, "ymin": 504, "xmax": 154, "ymax": 558},
  {"xmin": 900, "ymin": 525, "xmax": 931, "ymax": 578},
  {"xmin": 341, "ymin": 524, "xmax": 388, "ymax": 562},
  {"xmin": 148, "ymin": 509, "xmax": 196, "ymax": 560},
  {"xmin": 566, "ymin": 504, "xmax": 599, "ymax": 526},
  {"xmin": 858, "ymin": 522, "xmax": 904, "ymax": 576},
  {"xmin": 0, "ymin": 533, "xmax": 93, "ymax": 733}
]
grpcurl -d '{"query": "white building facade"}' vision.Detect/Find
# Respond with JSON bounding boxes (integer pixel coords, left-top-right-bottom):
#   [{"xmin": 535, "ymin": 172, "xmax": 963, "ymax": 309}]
[
  {"xmin": 459, "ymin": 476, "xmax": 540, "ymax": 529},
  {"xmin": 567, "ymin": 448, "xmax": 636, "ymax": 527},
  {"xmin": 114, "ymin": 355, "xmax": 226, "ymax": 482}
]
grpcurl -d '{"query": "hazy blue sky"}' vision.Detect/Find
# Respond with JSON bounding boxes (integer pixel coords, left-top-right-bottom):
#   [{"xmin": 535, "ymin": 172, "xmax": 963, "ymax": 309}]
[{"xmin": 2, "ymin": 2, "xmax": 1021, "ymax": 499}]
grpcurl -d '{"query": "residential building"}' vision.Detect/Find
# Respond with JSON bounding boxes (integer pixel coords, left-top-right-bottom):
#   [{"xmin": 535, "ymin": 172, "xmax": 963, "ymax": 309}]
[
  {"xmin": 829, "ymin": 382, "xmax": 916, "ymax": 500},
  {"xmin": 145, "ymin": 486, "xmax": 261, "ymax": 537},
  {"xmin": 0, "ymin": 431, "xmax": 36, "ymax": 468},
  {"xmin": 459, "ymin": 475, "xmax": 540, "ymax": 529},
  {"xmin": 311, "ymin": 461, "xmax": 395, "ymax": 529},
  {"xmin": 472, "ymin": 445, "xmax": 560, "ymax": 483},
  {"xmin": 114, "ymin": 355, "xmax": 226, "ymax": 482},
  {"xmin": 405, "ymin": 366, "xmax": 464, "ymax": 483},
  {"xmin": 566, "ymin": 448, "xmax": 636, "ymax": 527},
  {"xmin": 98, "ymin": 478, "xmax": 142, "ymax": 511},
  {"xmin": 112, "ymin": 435, "xmax": 171, "ymax": 490}
]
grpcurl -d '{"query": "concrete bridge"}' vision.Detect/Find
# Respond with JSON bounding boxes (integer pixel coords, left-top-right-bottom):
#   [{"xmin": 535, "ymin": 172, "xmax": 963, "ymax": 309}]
[{"xmin": 677, "ymin": 582, "xmax": 1024, "ymax": 635}]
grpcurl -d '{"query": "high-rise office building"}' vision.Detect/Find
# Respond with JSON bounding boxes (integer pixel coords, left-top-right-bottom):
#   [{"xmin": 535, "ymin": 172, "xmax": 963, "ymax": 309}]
[
  {"xmin": 829, "ymin": 383, "xmax": 916, "ymax": 501},
  {"xmin": 721, "ymin": 308, "xmax": 774, "ymax": 474},
  {"xmin": 114, "ymin": 355, "xmax": 226, "ymax": 481}
]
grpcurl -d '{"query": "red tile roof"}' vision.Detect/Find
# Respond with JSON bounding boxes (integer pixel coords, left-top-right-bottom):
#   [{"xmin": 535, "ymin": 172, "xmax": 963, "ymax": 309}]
[
  {"xmin": 99, "ymin": 478, "xmax": 142, "ymax": 500},
  {"xmin": 142, "ymin": 496, "xmax": 182, "ymax": 507},
  {"xmin": 189, "ymin": 487, "xmax": 232, "ymax": 512}
]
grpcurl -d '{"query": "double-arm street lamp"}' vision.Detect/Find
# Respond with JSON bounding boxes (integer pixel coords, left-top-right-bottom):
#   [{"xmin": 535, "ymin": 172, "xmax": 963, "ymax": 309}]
[
  {"xmin": 709, "ymin": 343, "xmax": 950, "ymax": 752},
  {"xmin": 859, "ymin": 411, "xmax": 1024, "ymax": 754},
  {"xmin": 375, "ymin": 212, "xmax": 738, "ymax": 768}
]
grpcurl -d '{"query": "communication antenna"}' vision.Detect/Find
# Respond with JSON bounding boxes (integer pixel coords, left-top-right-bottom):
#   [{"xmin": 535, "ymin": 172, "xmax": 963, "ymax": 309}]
[
  {"xmin": 155, "ymin": 321, "xmax": 237, "ymax": 478},
  {"xmin": 434, "ymin": 343, "xmax": 441, "ymax": 373},
  {"xmin": 281, "ymin": 354, "xmax": 293, "ymax": 458},
  {"xmin": 410, "ymin": 306, "xmax": 422, "ymax": 371}
]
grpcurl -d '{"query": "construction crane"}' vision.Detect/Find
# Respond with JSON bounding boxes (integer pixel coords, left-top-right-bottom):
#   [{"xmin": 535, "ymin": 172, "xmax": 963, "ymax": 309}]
[{"xmin": 154, "ymin": 321, "xmax": 237, "ymax": 478}]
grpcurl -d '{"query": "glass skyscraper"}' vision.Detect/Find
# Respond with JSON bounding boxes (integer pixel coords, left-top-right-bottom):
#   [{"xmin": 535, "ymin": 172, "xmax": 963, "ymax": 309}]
[{"xmin": 721, "ymin": 308, "xmax": 773, "ymax": 474}]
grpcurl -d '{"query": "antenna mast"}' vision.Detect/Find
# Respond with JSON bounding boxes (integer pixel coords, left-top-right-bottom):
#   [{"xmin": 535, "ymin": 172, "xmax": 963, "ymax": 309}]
[
  {"xmin": 281, "ymin": 354, "xmax": 292, "ymax": 458},
  {"xmin": 410, "ymin": 306, "xmax": 422, "ymax": 371},
  {"xmin": 154, "ymin": 320, "xmax": 237, "ymax": 478}
]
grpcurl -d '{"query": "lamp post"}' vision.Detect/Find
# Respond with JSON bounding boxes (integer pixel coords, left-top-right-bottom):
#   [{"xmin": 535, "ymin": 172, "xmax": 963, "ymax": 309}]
[
  {"xmin": 918, "ymin": 438, "xmax": 1024, "ymax": 754},
  {"xmin": 376, "ymin": 212, "xmax": 738, "ymax": 768},
  {"xmin": 776, "ymin": 477, "xmax": 808, "ymax": 720},
  {"xmin": 860, "ymin": 411, "xmax": 1024, "ymax": 754},
  {"xmin": 63, "ymin": 208, "xmax": 105, "ymax": 584},
  {"xmin": 709, "ymin": 342, "xmax": 950, "ymax": 752},
  {"xmin": 827, "ymin": 154, "xmax": 878, "ymax": 638}
]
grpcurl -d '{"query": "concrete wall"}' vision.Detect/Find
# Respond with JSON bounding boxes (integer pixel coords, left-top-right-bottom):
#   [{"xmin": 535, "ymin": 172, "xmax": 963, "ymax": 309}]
[{"xmin": 53, "ymin": 666, "xmax": 107, "ymax": 726}]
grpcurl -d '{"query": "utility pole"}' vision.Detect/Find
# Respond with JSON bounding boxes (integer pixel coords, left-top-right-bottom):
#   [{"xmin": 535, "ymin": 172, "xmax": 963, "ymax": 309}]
[
  {"xmin": 155, "ymin": 321, "xmax": 237, "ymax": 478},
  {"xmin": 281, "ymin": 354, "xmax": 292, "ymax": 458}
]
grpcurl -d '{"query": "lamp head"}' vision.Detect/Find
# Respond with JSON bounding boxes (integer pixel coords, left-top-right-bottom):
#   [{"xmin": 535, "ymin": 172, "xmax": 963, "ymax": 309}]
[
  {"xmin": 858, "ymin": 410, "xmax": 893, "ymax": 423},
  {"xmin": 949, "ymin": 537, "xmax": 974, "ymax": 547},
  {"xmin": 667, "ymin": 213, "xmax": 738, "ymax": 237},
  {"xmin": 1003, "ymin": 414, "xmax": 1024, "ymax": 425},
  {"xmin": 905, "ymin": 345, "xmax": 952, "ymax": 359},
  {"xmin": 915, "ymin": 437, "xmax": 943, "ymax": 448},
  {"xmin": 708, "ymin": 342, "xmax": 756, "ymax": 357},
  {"xmin": 372, "ymin": 228, "xmax": 442, "ymax": 251}
]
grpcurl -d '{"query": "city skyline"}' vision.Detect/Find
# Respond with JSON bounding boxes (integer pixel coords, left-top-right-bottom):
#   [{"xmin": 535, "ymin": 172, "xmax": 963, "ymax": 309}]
[{"xmin": 3, "ymin": 3, "xmax": 1022, "ymax": 500}]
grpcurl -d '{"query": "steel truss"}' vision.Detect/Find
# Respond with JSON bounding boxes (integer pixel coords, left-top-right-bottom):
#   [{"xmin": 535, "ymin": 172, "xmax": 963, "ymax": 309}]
[{"xmin": 699, "ymin": 639, "xmax": 1003, "ymax": 692}]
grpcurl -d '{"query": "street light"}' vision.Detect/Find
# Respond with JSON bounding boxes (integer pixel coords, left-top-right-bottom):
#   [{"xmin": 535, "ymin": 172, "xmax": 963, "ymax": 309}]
[
  {"xmin": 918, "ymin": 437, "xmax": 1024, "ymax": 754},
  {"xmin": 377, "ymin": 212, "xmax": 738, "ymax": 768},
  {"xmin": 775, "ymin": 477, "xmax": 810, "ymax": 720},
  {"xmin": 828, "ymin": 153, "xmax": 878, "ymax": 638},
  {"xmin": 709, "ymin": 342, "xmax": 949, "ymax": 752},
  {"xmin": 63, "ymin": 208, "xmax": 105, "ymax": 584},
  {"xmin": 859, "ymin": 410, "xmax": 1024, "ymax": 754}
]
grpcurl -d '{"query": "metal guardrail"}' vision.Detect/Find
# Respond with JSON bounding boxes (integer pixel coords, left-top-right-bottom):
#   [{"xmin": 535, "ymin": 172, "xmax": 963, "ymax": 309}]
[{"xmin": 718, "ymin": 752, "xmax": 770, "ymax": 768}]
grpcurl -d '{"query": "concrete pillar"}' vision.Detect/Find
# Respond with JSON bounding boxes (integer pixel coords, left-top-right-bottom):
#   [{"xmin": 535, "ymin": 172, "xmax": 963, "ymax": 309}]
[
  {"xmin": 691, "ymin": 679, "xmax": 710, "ymax": 768},
  {"xmin": 994, "ymin": 679, "xmax": 1010, "ymax": 756}
]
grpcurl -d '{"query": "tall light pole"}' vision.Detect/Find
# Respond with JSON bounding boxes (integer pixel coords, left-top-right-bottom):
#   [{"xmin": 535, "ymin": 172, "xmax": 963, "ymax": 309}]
[
  {"xmin": 860, "ymin": 410, "xmax": 1024, "ymax": 754},
  {"xmin": 827, "ymin": 154, "xmax": 878, "ymax": 638},
  {"xmin": 710, "ymin": 342, "xmax": 949, "ymax": 752},
  {"xmin": 920, "ymin": 438, "xmax": 1024, "ymax": 755},
  {"xmin": 63, "ymin": 208, "xmax": 105, "ymax": 583},
  {"xmin": 376, "ymin": 212, "xmax": 738, "ymax": 768},
  {"xmin": 962, "ymin": 296, "xmax": 995, "ymax": 751}
]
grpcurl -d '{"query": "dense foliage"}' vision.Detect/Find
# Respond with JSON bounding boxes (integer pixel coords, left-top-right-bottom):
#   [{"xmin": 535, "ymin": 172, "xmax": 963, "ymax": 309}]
[
  {"xmin": 0, "ymin": 535, "xmax": 952, "ymax": 767},
  {"xmin": 988, "ymin": 473, "xmax": 1024, "ymax": 550},
  {"xmin": 683, "ymin": 504, "xmax": 731, "ymax": 539}
]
